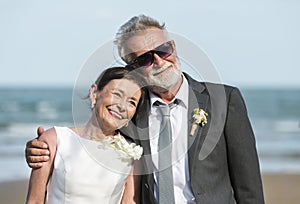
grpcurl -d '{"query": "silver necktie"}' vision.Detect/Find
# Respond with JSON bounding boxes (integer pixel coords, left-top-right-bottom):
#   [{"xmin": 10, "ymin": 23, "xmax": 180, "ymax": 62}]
[{"xmin": 157, "ymin": 102, "xmax": 176, "ymax": 204}]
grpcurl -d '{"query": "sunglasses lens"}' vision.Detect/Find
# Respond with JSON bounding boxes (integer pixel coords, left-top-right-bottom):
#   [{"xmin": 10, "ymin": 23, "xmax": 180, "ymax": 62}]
[
  {"xmin": 155, "ymin": 41, "xmax": 173, "ymax": 59},
  {"xmin": 130, "ymin": 41, "xmax": 173, "ymax": 68},
  {"xmin": 155, "ymin": 50, "xmax": 171, "ymax": 59},
  {"xmin": 135, "ymin": 52, "xmax": 154, "ymax": 67}
]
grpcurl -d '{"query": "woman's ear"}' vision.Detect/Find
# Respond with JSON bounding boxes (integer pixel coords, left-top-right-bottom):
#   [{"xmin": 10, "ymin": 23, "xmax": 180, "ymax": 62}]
[{"xmin": 89, "ymin": 84, "xmax": 97, "ymax": 109}]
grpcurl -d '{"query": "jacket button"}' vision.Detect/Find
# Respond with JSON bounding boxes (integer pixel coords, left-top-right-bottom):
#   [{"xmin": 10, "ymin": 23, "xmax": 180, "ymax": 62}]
[{"xmin": 145, "ymin": 184, "xmax": 149, "ymax": 189}]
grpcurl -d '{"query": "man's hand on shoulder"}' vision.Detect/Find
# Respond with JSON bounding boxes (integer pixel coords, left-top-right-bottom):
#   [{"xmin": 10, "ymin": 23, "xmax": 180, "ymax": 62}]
[{"xmin": 25, "ymin": 126, "xmax": 50, "ymax": 168}]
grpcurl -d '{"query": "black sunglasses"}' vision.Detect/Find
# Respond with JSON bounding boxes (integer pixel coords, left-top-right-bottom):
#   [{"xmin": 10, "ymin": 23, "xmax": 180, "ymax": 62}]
[{"xmin": 127, "ymin": 41, "xmax": 174, "ymax": 69}]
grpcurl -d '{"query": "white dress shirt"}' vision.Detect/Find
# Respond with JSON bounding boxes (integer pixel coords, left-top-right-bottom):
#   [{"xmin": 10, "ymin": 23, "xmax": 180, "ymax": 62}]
[{"xmin": 149, "ymin": 75, "xmax": 196, "ymax": 203}]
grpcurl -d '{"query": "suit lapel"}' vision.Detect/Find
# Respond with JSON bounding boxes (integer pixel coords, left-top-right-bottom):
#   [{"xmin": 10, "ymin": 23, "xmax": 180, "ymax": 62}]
[{"xmin": 184, "ymin": 74, "xmax": 209, "ymax": 177}]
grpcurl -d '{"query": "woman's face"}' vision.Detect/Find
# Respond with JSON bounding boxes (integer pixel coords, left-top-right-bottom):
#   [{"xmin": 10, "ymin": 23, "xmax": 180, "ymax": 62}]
[{"xmin": 93, "ymin": 79, "xmax": 141, "ymax": 132}]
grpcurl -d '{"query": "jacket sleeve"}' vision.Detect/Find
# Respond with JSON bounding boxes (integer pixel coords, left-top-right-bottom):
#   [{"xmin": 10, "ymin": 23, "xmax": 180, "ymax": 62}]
[{"xmin": 224, "ymin": 87, "xmax": 265, "ymax": 204}]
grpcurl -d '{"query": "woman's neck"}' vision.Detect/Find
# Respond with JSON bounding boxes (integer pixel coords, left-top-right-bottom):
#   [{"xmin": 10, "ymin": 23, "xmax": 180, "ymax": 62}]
[{"xmin": 74, "ymin": 117, "xmax": 117, "ymax": 140}]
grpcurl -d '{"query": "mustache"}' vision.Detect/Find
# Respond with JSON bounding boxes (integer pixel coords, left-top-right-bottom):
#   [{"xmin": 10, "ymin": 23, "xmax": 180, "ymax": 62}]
[{"xmin": 151, "ymin": 64, "xmax": 170, "ymax": 76}]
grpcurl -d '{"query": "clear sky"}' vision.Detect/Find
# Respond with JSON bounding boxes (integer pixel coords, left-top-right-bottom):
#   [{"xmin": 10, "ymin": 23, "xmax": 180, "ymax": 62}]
[{"xmin": 1, "ymin": 0, "xmax": 299, "ymax": 88}]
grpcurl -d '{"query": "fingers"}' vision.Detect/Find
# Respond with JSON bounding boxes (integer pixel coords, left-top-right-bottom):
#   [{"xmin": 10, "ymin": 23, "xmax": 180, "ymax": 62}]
[
  {"xmin": 27, "ymin": 154, "xmax": 49, "ymax": 164},
  {"xmin": 26, "ymin": 138, "xmax": 48, "ymax": 149},
  {"xmin": 25, "ymin": 146, "xmax": 50, "ymax": 157},
  {"xmin": 37, "ymin": 126, "xmax": 45, "ymax": 137},
  {"xmin": 28, "ymin": 162, "xmax": 43, "ymax": 168},
  {"xmin": 27, "ymin": 155, "xmax": 50, "ymax": 168},
  {"xmin": 25, "ymin": 140, "xmax": 50, "ymax": 158},
  {"xmin": 25, "ymin": 149, "xmax": 50, "ymax": 168},
  {"xmin": 25, "ymin": 138, "xmax": 50, "ymax": 168}
]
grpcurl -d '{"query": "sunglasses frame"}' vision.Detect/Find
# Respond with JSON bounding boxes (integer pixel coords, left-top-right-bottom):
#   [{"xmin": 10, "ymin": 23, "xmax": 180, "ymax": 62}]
[{"xmin": 127, "ymin": 40, "xmax": 174, "ymax": 69}]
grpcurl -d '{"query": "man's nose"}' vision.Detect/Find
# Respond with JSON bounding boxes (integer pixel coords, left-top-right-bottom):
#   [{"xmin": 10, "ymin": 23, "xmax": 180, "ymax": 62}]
[{"xmin": 152, "ymin": 53, "xmax": 165, "ymax": 67}]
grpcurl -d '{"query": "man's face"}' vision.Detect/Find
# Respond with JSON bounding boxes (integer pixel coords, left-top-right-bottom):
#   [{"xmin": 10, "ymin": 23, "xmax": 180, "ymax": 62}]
[{"xmin": 125, "ymin": 28, "xmax": 182, "ymax": 93}]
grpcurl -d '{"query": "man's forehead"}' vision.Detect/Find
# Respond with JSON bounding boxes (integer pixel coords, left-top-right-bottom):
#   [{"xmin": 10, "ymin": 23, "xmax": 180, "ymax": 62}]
[{"xmin": 126, "ymin": 28, "xmax": 169, "ymax": 52}]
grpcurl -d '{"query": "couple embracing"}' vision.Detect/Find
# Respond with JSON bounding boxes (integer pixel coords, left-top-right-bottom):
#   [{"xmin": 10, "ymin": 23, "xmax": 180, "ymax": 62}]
[{"xmin": 26, "ymin": 14, "xmax": 264, "ymax": 204}]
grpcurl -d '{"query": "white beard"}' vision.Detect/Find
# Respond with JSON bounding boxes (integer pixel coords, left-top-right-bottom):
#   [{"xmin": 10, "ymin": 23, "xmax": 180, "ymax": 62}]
[{"xmin": 146, "ymin": 66, "xmax": 182, "ymax": 93}]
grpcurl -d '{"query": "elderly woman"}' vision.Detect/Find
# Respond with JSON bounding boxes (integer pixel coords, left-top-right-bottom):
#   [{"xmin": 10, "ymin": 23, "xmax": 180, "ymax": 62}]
[{"xmin": 26, "ymin": 67, "xmax": 144, "ymax": 204}]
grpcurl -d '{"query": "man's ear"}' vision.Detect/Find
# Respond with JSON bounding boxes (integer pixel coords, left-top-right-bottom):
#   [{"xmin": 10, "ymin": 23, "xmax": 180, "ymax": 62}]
[{"xmin": 171, "ymin": 40, "xmax": 178, "ymax": 56}]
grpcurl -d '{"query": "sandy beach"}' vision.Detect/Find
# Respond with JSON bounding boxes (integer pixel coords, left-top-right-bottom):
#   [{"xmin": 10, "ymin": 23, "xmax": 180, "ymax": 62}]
[
  {"xmin": 0, "ymin": 179, "xmax": 28, "ymax": 204},
  {"xmin": 262, "ymin": 173, "xmax": 300, "ymax": 204},
  {"xmin": 1, "ymin": 173, "xmax": 300, "ymax": 204}
]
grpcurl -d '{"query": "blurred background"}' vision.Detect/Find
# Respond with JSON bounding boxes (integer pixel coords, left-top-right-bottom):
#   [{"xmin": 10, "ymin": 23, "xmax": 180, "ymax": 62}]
[{"xmin": 0, "ymin": 0, "xmax": 299, "ymax": 203}]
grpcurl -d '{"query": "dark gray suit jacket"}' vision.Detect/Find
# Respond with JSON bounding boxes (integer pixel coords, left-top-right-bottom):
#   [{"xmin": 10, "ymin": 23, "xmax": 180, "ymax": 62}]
[{"xmin": 122, "ymin": 73, "xmax": 264, "ymax": 204}]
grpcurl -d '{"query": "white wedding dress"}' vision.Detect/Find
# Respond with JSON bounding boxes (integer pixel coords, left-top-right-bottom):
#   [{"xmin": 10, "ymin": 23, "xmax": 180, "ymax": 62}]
[{"xmin": 46, "ymin": 127, "xmax": 133, "ymax": 204}]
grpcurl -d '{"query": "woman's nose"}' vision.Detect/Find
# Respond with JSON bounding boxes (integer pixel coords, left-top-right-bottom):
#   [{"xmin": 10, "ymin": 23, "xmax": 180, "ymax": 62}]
[{"xmin": 116, "ymin": 100, "xmax": 126, "ymax": 112}]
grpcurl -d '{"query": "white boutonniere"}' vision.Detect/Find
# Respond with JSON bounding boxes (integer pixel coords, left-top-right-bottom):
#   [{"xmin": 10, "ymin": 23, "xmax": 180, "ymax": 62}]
[
  {"xmin": 190, "ymin": 108, "xmax": 208, "ymax": 136},
  {"xmin": 99, "ymin": 134, "xmax": 143, "ymax": 161}
]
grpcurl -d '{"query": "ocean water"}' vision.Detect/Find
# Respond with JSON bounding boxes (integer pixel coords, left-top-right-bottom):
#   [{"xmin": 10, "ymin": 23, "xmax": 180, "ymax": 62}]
[
  {"xmin": 0, "ymin": 88, "xmax": 74, "ymax": 182},
  {"xmin": 0, "ymin": 87, "xmax": 300, "ymax": 182},
  {"xmin": 242, "ymin": 88, "xmax": 300, "ymax": 173}
]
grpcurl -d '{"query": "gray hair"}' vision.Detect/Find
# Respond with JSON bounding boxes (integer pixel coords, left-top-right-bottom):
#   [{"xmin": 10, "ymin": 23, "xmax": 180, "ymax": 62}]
[{"xmin": 115, "ymin": 14, "xmax": 166, "ymax": 64}]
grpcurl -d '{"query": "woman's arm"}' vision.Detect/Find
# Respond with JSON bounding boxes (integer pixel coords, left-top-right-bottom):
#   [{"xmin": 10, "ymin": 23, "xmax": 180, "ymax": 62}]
[
  {"xmin": 26, "ymin": 128, "xmax": 57, "ymax": 204},
  {"xmin": 121, "ymin": 161, "xmax": 141, "ymax": 204}
]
